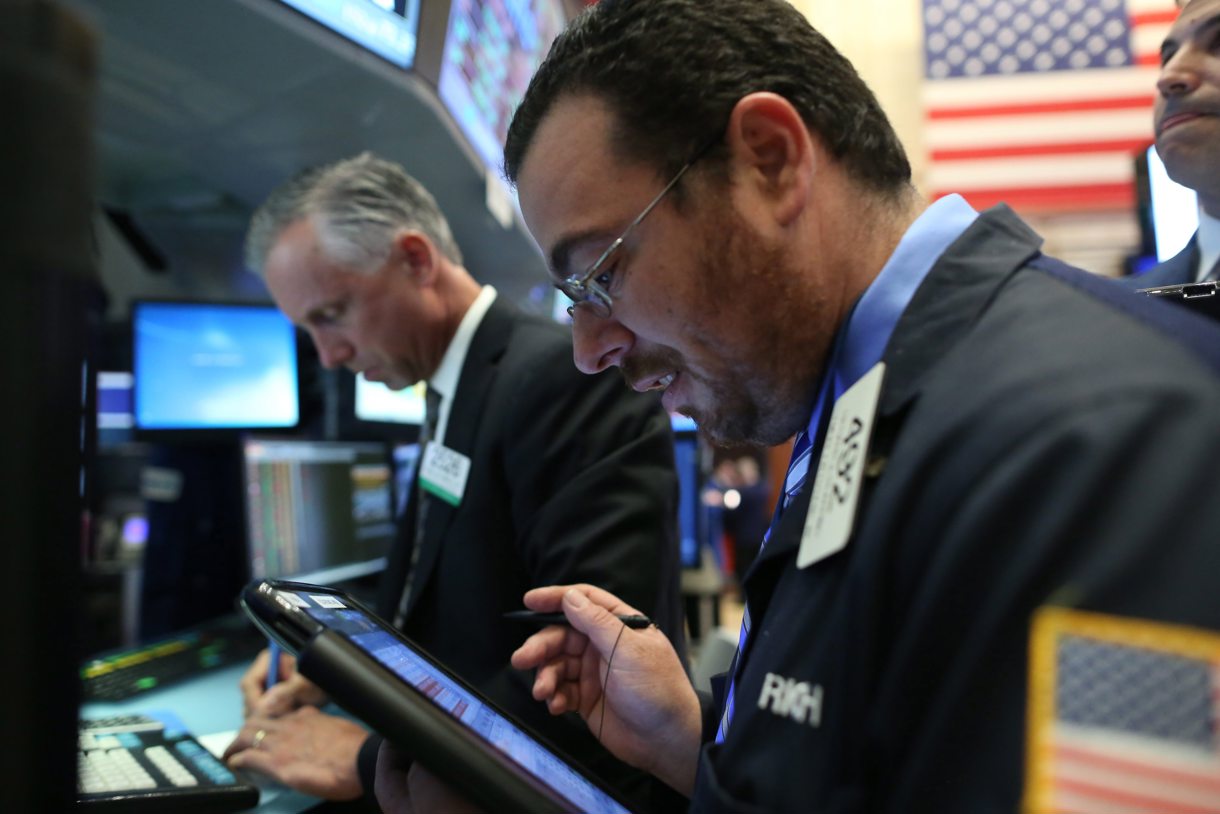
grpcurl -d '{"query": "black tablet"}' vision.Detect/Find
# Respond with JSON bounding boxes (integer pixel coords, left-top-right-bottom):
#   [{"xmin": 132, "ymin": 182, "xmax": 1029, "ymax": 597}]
[
  {"xmin": 240, "ymin": 579, "xmax": 633, "ymax": 814},
  {"xmin": 1140, "ymin": 280, "xmax": 1220, "ymax": 321}
]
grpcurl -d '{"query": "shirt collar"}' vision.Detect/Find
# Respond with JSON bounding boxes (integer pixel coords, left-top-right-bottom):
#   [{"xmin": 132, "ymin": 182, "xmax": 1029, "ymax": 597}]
[
  {"xmin": 835, "ymin": 194, "xmax": 979, "ymax": 392},
  {"xmin": 1195, "ymin": 207, "xmax": 1220, "ymax": 282},
  {"xmin": 428, "ymin": 285, "xmax": 497, "ymax": 443}
]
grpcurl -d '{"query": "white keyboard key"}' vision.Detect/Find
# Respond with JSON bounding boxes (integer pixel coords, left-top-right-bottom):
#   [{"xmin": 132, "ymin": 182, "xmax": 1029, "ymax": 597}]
[{"xmin": 144, "ymin": 745, "xmax": 198, "ymax": 787}]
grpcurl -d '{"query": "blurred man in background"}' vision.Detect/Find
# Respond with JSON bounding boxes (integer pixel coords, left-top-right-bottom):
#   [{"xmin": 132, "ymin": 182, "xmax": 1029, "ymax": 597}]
[{"xmin": 1131, "ymin": 0, "xmax": 1220, "ymax": 286}]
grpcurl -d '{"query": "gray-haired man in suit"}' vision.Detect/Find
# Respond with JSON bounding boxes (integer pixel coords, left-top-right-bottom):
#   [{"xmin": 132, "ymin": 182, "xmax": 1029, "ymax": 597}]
[{"xmin": 223, "ymin": 152, "xmax": 687, "ymax": 813}]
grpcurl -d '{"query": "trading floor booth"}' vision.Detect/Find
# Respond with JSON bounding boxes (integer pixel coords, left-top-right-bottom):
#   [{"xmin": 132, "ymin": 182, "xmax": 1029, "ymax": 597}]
[{"xmin": 63, "ymin": 0, "xmax": 581, "ymax": 809}]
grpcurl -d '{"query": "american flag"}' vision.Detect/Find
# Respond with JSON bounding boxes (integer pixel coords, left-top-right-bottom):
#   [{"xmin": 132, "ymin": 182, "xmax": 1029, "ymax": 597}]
[
  {"xmin": 1025, "ymin": 609, "xmax": 1220, "ymax": 814},
  {"xmin": 922, "ymin": 0, "xmax": 1180, "ymax": 213}
]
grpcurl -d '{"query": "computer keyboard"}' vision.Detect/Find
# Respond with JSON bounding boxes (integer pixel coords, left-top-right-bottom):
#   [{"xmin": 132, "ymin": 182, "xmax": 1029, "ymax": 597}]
[
  {"xmin": 78, "ymin": 713, "xmax": 259, "ymax": 811},
  {"xmin": 82, "ymin": 615, "xmax": 266, "ymax": 702}
]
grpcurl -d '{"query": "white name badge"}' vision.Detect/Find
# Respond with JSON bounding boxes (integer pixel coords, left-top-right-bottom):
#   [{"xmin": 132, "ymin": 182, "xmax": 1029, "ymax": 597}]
[
  {"xmin": 798, "ymin": 362, "xmax": 886, "ymax": 569},
  {"xmin": 418, "ymin": 442, "xmax": 471, "ymax": 507}
]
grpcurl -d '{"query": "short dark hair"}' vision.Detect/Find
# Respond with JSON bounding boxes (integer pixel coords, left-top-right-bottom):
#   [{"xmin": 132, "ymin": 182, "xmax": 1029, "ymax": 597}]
[{"xmin": 504, "ymin": 0, "xmax": 911, "ymax": 195}]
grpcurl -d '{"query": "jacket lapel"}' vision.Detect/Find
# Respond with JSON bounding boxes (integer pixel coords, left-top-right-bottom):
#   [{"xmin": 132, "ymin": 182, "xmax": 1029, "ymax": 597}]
[{"xmin": 1143, "ymin": 235, "xmax": 1200, "ymax": 288}]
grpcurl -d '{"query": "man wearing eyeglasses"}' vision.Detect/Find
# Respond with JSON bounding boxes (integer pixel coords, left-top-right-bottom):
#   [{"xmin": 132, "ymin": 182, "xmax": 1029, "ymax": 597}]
[{"xmin": 373, "ymin": 1, "xmax": 1220, "ymax": 812}]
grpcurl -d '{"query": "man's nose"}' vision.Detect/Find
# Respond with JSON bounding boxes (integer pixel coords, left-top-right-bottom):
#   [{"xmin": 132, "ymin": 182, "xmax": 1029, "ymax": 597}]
[
  {"xmin": 312, "ymin": 332, "xmax": 355, "ymax": 370},
  {"xmin": 571, "ymin": 306, "xmax": 633, "ymax": 375},
  {"xmin": 1157, "ymin": 47, "xmax": 1203, "ymax": 98}
]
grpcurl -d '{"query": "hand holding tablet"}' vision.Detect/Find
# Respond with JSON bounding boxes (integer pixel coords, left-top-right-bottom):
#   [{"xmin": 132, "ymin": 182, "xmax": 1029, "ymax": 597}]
[{"xmin": 241, "ymin": 580, "xmax": 637, "ymax": 814}]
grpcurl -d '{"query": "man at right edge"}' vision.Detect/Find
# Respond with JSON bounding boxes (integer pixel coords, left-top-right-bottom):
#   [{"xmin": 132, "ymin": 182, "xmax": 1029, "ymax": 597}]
[
  {"xmin": 1128, "ymin": 0, "xmax": 1220, "ymax": 287},
  {"xmin": 380, "ymin": 0, "xmax": 1220, "ymax": 811}
]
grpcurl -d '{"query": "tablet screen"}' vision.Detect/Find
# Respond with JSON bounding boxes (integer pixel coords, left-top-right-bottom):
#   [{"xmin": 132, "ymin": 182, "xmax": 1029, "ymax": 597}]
[{"xmin": 285, "ymin": 590, "xmax": 631, "ymax": 814}]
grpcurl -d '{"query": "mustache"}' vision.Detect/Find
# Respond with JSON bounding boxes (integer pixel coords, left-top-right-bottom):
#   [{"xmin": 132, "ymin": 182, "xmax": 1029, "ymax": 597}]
[{"xmin": 619, "ymin": 349, "xmax": 683, "ymax": 388}]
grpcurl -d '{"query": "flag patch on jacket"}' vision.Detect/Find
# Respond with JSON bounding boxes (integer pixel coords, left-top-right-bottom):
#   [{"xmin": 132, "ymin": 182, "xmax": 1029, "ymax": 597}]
[{"xmin": 1024, "ymin": 607, "xmax": 1220, "ymax": 813}]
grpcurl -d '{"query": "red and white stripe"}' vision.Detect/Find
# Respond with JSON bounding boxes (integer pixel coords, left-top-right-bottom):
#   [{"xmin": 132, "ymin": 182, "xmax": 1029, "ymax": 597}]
[
  {"xmin": 923, "ymin": 0, "xmax": 1180, "ymax": 213},
  {"xmin": 1049, "ymin": 722, "xmax": 1220, "ymax": 814}
]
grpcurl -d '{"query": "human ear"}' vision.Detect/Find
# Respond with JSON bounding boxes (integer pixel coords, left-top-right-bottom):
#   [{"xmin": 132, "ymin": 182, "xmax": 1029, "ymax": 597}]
[
  {"xmin": 724, "ymin": 92, "xmax": 815, "ymax": 226},
  {"xmin": 393, "ymin": 231, "xmax": 439, "ymax": 284}
]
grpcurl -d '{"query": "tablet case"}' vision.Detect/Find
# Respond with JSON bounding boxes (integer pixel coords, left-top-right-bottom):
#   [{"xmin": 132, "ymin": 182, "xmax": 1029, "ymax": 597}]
[{"xmin": 240, "ymin": 579, "xmax": 633, "ymax": 814}]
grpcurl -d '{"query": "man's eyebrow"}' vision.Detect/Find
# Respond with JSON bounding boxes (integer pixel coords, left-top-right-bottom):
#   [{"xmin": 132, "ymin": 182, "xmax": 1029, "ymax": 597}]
[
  {"xmin": 1200, "ymin": 12, "xmax": 1220, "ymax": 36},
  {"xmin": 548, "ymin": 229, "xmax": 611, "ymax": 281},
  {"xmin": 302, "ymin": 299, "xmax": 341, "ymax": 325},
  {"xmin": 1163, "ymin": 12, "xmax": 1220, "ymax": 61}
]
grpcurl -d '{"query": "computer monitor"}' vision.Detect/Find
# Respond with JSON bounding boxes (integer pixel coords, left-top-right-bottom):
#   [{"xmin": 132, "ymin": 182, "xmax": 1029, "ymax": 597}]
[
  {"xmin": 132, "ymin": 301, "xmax": 300, "ymax": 432},
  {"xmin": 96, "ymin": 371, "xmax": 134, "ymax": 430},
  {"xmin": 552, "ymin": 290, "xmax": 573, "ymax": 325},
  {"xmin": 673, "ymin": 432, "xmax": 703, "ymax": 569},
  {"xmin": 96, "ymin": 370, "xmax": 134, "ymax": 448},
  {"xmin": 391, "ymin": 442, "xmax": 422, "ymax": 518},
  {"xmin": 436, "ymin": 0, "xmax": 565, "ymax": 178},
  {"xmin": 242, "ymin": 438, "xmax": 397, "ymax": 585},
  {"xmin": 356, "ymin": 375, "xmax": 426, "ymax": 426},
  {"xmin": 1145, "ymin": 144, "xmax": 1199, "ymax": 262},
  {"xmin": 274, "ymin": 0, "xmax": 422, "ymax": 68},
  {"xmin": 337, "ymin": 372, "xmax": 426, "ymax": 442}
]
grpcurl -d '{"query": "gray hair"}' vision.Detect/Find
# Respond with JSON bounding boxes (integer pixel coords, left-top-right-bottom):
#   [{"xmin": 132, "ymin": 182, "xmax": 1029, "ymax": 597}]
[{"xmin": 245, "ymin": 152, "xmax": 463, "ymax": 276}]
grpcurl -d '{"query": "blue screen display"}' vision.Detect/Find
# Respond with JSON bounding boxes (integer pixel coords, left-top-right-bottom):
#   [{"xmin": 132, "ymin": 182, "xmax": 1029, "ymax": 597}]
[
  {"xmin": 134, "ymin": 302, "xmax": 300, "ymax": 430},
  {"xmin": 674, "ymin": 435, "xmax": 701, "ymax": 568},
  {"xmin": 278, "ymin": 0, "xmax": 421, "ymax": 69}
]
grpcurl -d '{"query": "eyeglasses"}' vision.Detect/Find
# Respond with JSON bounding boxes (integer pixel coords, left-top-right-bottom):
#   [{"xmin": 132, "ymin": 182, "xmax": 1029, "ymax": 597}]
[{"xmin": 560, "ymin": 138, "xmax": 717, "ymax": 319}]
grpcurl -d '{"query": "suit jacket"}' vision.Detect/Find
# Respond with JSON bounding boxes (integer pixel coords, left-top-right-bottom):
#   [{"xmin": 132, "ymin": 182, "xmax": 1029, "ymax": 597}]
[
  {"xmin": 1120, "ymin": 233, "xmax": 1199, "ymax": 288},
  {"xmin": 371, "ymin": 296, "xmax": 686, "ymax": 811},
  {"xmin": 691, "ymin": 206, "xmax": 1220, "ymax": 813}
]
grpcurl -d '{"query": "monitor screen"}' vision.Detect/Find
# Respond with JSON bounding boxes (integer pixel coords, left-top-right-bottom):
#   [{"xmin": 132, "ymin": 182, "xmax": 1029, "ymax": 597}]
[
  {"xmin": 276, "ymin": 0, "xmax": 422, "ymax": 68},
  {"xmin": 96, "ymin": 370, "xmax": 134, "ymax": 428},
  {"xmin": 355, "ymin": 375, "xmax": 426, "ymax": 425},
  {"xmin": 674, "ymin": 434, "xmax": 702, "ymax": 569},
  {"xmin": 243, "ymin": 439, "xmax": 396, "ymax": 584},
  {"xmin": 391, "ymin": 442, "xmax": 422, "ymax": 518},
  {"xmin": 552, "ymin": 290, "xmax": 573, "ymax": 325},
  {"xmin": 437, "ymin": 0, "xmax": 565, "ymax": 176},
  {"xmin": 132, "ymin": 301, "xmax": 300, "ymax": 431},
  {"xmin": 1146, "ymin": 144, "xmax": 1199, "ymax": 262},
  {"xmin": 96, "ymin": 370, "xmax": 135, "ymax": 450}
]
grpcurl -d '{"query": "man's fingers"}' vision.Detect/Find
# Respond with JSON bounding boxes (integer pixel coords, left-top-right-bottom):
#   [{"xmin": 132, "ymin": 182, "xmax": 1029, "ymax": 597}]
[
  {"xmin": 547, "ymin": 692, "xmax": 573, "ymax": 715},
  {"xmin": 250, "ymin": 683, "xmax": 296, "ymax": 717},
  {"xmin": 561, "ymin": 589, "xmax": 642, "ymax": 656},
  {"xmin": 521, "ymin": 584, "xmax": 573, "ymax": 611},
  {"xmin": 522, "ymin": 584, "xmax": 644, "ymax": 616},
  {"xmin": 531, "ymin": 658, "xmax": 565, "ymax": 699},
  {"xmin": 578, "ymin": 637, "xmax": 607, "ymax": 720},
  {"xmin": 510, "ymin": 624, "xmax": 571, "ymax": 669},
  {"xmin": 226, "ymin": 745, "xmax": 272, "ymax": 773}
]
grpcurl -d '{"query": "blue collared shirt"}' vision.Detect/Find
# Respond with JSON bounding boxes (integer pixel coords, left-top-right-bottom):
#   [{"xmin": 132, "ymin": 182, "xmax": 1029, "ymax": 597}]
[{"xmin": 794, "ymin": 194, "xmax": 979, "ymax": 481}]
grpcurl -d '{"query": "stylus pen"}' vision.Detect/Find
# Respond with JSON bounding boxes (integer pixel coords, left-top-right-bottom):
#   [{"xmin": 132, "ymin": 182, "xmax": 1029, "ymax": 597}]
[
  {"xmin": 266, "ymin": 640, "xmax": 281, "ymax": 688},
  {"xmin": 503, "ymin": 610, "xmax": 654, "ymax": 629}
]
